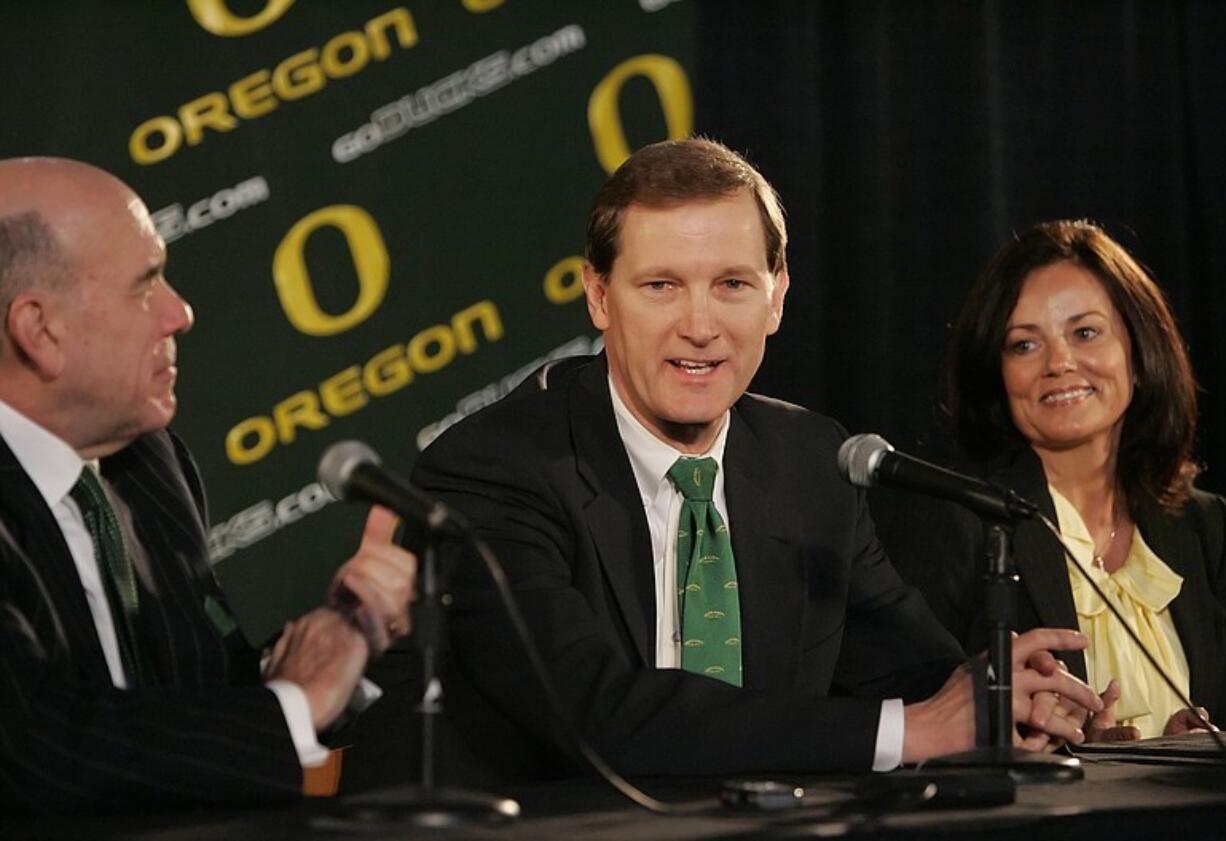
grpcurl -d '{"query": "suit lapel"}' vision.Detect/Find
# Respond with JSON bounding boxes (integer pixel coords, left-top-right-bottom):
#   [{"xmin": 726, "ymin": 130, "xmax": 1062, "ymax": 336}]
[
  {"xmin": 564, "ymin": 363, "xmax": 807, "ymax": 685},
  {"xmin": 724, "ymin": 403, "xmax": 805, "ymax": 691},
  {"xmin": 1135, "ymin": 502, "xmax": 1210, "ymax": 704},
  {"xmin": 995, "ymin": 451, "xmax": 1088, "ymax": 678},
  {"xmin": 569, "ymin": 360, "xmax": 656, "ymax": 666},
  {"xmin": 0, "ymin": 434, "xmax": 113, "ymax": 685},
  {"xmin": 103, "ymin": 433, "xmax": 230, "ymax": 689}
]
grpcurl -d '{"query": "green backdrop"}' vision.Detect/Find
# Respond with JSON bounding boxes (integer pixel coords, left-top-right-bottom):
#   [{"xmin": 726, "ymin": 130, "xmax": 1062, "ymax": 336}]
[{"xmin": 1, "ymin": 0, "xmax": 696, "ymax": 640}]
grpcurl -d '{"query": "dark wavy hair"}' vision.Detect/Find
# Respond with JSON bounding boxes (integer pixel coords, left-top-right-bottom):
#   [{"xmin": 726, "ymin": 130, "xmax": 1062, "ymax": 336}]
[
  {"xmin": 585, "ymin": 137, "xmax": 787, "ymax": 277},
  {"xmin": 946, "ymin": 219, "xmax": 1198, "ymax": 512}
]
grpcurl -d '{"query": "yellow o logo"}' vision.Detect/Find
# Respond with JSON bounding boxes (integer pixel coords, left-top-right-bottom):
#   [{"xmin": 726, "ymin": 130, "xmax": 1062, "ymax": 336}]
[
  {"xmin": 226, "ymin": 416, "xmax": 276, "ymax": 465},
  {"xmin": 543, "ymin": 256, "xmax": 585, "ymax": 304},
  {"xmin": 588, "ymin": 54, "xmax": 692, "ymax": 175},
  {"xmin": 129, "ymin": 116, "xmax": 183, "ymax": 166},
  {"xmin": 462, "ymin": 0, "xmax": 505, "ymax": 10},
  {"xmin": 272, "ymin": 205, "xmax": 389, "ymax": 336},
  {"xmin": 186, "ymin": 0, "xmax": 296, "ymax": 37}
]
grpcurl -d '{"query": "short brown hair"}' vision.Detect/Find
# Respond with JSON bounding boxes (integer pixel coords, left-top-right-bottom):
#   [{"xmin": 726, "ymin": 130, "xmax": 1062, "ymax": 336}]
[
  {"xmin": 585, "ymin": 137, "xmax": 787, "ymax": 276},
  {"xmin": 947, "ymin": 219, "xmax": 1198, "ymax": 511}
]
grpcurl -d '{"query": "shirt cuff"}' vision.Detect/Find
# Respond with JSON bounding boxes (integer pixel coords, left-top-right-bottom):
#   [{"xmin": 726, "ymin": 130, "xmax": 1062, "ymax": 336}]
[
  {"xmin": 872, "ymin": 698, "xmax": 904, "ymax": 772},
  {"xmin": 350, "ymin": 677, "xmax": 382, "ymax": 714},
  {"xmin": 265, "ymin": 679, "xmax": 329, "ymax": 769}
]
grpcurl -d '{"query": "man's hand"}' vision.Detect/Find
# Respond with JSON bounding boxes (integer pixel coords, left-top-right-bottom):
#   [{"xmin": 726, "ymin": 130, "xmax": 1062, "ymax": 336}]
[
  {"xmin": 1010, "ymin": 630, "xmax": 1101, "ymax": 750},
  {"xmin": 265, "ymin": 607, "xmax": 370, "ymax": 731},
  {"xmin": 903, "ymin": 628, "xmax": 1103, "ymax": 763},
  {"xmin": 329, "ymin": 505, "xmax": 418, "ymax": 654}
]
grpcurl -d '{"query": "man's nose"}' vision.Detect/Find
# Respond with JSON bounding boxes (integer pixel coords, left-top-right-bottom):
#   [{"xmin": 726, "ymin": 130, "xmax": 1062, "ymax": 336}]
[
  {"xmin": 678, "ymin": 293, "xmax": 716, "ymax": 344},
  {"xmin": 160, "ymin": 281, "xmax": 194, "ymax": 335}
]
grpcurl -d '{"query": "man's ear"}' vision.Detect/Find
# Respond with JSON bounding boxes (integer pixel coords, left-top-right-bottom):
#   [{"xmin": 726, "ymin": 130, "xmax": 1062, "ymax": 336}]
[
  {"xmin": 6, "ymin": 291, "xmax": 66, "ymax": 379},
  {"xmin": 582, "ymin": 262, "xmax": 611, "ymax": 331},
  {"xmin": 766, "ymin": 264, "xmax": 789, "ymax": 335}
]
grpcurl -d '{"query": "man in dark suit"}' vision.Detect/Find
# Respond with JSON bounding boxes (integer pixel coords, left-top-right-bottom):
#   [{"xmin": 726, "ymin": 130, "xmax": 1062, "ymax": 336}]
[
  {"xmin": 412, "ymin": 138, "xmax": 1103, "ymax": 779},
  {"xmin": 0, "ymin": 157, "xmax": 417, "ymax": 812}
]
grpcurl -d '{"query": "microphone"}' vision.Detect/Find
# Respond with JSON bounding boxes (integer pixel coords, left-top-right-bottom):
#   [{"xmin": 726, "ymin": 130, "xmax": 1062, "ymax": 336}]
[
  {"xmin": 837, "ymin": 433, "xmax": 1038, "ymax": 522},
  {"xmin": 317, "ymin": 440, "xmax": 458, "ymax": 536}
]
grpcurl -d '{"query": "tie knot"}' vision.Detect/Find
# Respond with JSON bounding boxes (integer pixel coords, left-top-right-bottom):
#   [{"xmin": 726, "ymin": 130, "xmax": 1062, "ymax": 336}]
[
  {"xmin": 668, "ymin": 457, "xmax": 717, "ymax": 501},
  {"xmin": 70, "ymin": 465, "xmax": 108, "ymax": 512}
]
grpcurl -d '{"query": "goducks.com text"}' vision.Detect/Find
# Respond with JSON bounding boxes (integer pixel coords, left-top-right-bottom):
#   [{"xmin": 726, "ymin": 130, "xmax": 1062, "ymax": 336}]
[{"xmin": 332, "ymin": 24, "xmax": 586, "ymax": 163}]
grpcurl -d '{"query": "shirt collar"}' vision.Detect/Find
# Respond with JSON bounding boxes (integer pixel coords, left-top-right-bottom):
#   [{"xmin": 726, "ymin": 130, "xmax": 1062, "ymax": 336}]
[
  {"xmin": 0, "ymin": 398, "xmax": 86, "ymax": 509},
  {"xmin": 608, "ymin": 374, "xmax": 730, "ymax": 502}
]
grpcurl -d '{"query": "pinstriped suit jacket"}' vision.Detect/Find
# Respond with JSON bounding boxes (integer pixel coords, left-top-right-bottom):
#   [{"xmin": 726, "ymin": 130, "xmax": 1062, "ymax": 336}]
[{"xmin": 0, "ymin": 429, "xmax": 300, "ymax": 813}]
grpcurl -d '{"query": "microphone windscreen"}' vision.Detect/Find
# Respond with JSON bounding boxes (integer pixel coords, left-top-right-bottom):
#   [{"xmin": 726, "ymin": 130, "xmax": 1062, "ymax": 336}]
[
  {"xmin": 837, "ymin": 433, "xmax": 892, "ymax": 488},
  {"xmin": 318, "ymin": 440, "xmax": 381, "ymax": 501}
]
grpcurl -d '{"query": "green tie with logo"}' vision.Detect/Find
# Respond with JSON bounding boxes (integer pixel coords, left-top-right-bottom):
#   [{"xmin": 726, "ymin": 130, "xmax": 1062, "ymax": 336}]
[
  {"xmin": 667, "ymin": 457, "xmax": 743, "ymax": 686},
  {"xmin": 71, "ymin": 466, "xmax": 154, "ymax": 688}
]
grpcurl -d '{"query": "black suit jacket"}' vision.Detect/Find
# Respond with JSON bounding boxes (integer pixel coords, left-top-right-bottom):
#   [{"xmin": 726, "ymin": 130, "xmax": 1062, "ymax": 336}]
[
  {"xmin": 887, "ymin": 446, "xmax": 1226, "ymax": 720},
  {"xmin": 0, "ymin": 429, "xmax": 300, "ymax": 813},
  {"xmin": 412, "ymin": 355, "xmax": 963, "ymax": 779}
]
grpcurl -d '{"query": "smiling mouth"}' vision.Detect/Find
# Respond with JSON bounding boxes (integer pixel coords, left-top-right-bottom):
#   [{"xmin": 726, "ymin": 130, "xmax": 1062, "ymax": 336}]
[
  {"xmin": 669, "ymin": 359, "xmax": 722, "ymax": 375},
  {"xmin": 1042, "ymin": 386, "xmax": 1094, "ymax": 406}
]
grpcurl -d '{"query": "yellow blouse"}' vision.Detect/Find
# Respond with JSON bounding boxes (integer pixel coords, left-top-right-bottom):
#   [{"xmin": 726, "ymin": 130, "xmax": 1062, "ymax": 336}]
[{"xmin": 1050, "ymin": 486, "xmax": 1190, "ymax": 738}]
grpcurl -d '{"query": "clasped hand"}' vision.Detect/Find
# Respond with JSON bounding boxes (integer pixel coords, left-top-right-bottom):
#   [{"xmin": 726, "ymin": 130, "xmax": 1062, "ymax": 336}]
[
  {"xmin": 265, "ymin": 505, "xmax": 419, "ymax": 730},
  {"xmin": 904, "ymin": 628, "xmax": 1103, "ymax": 762},
  {"xmin": 327, "ymin": 505, "xmax": 418, "ymax": 654}
]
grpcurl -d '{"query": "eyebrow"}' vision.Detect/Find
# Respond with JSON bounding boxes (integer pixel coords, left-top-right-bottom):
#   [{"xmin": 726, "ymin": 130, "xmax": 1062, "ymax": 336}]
[
  {"xmin": 131, "ymin": 261, "xmax": 164, "ymax": 289},
  {"xmin": 634, "ymin": 265, "xmax": 763, "ymax": 279},
  {"xmin": 1005, "ymin": 310, "xmax": 1108, "ymax": 331}
]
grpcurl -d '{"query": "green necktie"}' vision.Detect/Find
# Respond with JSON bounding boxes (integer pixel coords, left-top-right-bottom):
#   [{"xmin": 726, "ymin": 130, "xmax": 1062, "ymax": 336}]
[
  {"xmin": 668, "ymin": 457, "xmax": 743, "ymax": 687},
  {"xmin": 71, "ymin": 466, "xmax": 154, "ymax": 688}
]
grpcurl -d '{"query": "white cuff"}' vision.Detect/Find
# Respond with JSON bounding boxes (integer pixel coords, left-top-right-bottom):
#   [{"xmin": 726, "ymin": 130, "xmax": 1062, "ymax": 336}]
[
  {"xmin": 265, "ymin": 679, "xmax": 329, "ymax": 768},
  {"xmin": 872, "ymin": 698, "xmax": 904, "ymax": 772},
  {"xmin": 349, "ymin": 677, "xmax": 383, "ymax": 714}
]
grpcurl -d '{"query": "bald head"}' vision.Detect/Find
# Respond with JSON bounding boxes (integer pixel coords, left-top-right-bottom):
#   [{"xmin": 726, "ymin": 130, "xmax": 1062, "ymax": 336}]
[
  {"xmin": 0, "ymin": 158, "xmax": 146, "ymax": 325},
  {"xmin": 0, "ymin": 157, "xmax": 193, "ymax": 457},
  {"xmin": 0, "ymin": 157, "xmax": 139, "ymax": 220}
]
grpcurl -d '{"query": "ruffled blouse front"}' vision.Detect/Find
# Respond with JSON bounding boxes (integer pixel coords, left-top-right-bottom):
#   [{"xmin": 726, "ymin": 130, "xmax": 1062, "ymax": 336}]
[{"xmin": 1051, "ymin": 486, "xmax": 1190, "ymax": 738}]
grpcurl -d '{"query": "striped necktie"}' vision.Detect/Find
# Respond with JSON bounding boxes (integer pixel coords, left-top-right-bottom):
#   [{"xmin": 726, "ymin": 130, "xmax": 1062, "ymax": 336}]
[{"xmin": 71, "ymin": 466, "xmax": 154, "ymax": 687}]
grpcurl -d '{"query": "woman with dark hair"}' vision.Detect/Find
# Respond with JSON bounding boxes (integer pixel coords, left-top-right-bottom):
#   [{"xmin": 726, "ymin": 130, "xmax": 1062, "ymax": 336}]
[{"xmin": 890, "ymin": 219, "xmax": 1226, "ymax": 740}]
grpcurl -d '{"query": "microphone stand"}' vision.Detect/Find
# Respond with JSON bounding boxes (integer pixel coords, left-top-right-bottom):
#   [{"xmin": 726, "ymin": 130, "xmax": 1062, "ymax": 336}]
[
  {"xmin": 926, "ymin": 519, "xmax": 1083, "ymax": 784},
  {"xmin": 322, "ymin": 537, "xmax": 520, "ymax": 828}
]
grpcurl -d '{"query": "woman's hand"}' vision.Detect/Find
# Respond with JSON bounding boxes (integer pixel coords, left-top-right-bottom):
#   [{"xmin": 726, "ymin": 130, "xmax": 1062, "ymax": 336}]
[
  {"xmin": 1085, "ymin": 679, "xmax": 1142, "ymax": 742},
  {"xmin": 1163, "ymin": 706, "xmax": 1214, "ymax": 736}
]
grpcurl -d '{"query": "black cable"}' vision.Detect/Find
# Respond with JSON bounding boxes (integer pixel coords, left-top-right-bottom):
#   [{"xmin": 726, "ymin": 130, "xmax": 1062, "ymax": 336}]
[
  {"xmin": 445, "ymin": 511, "xmax": 702, "ymax": 816},
  {"xmin": 1035, "ymin": 512, "xmax": 1226, "ymax": 756}
]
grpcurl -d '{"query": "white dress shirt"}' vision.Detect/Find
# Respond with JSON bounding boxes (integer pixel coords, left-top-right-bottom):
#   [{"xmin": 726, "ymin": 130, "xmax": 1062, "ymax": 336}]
[
  {"xmin": 0, "ymin": 398, "xmax": 328, "ymax": 768},
  {"xmin": 606, "ymin": 379, "xmax": 903, "ymax": 771}
]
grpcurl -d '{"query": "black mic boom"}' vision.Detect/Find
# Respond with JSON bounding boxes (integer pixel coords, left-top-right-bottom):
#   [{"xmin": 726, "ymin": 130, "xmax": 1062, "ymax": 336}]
[
  {"xmin": 318, "ymin": 440, "xmax": 457, "ymax": 535},
  {"xmin": 837, "ymin": 433, "xmax": 1038, "ymax": 523}
]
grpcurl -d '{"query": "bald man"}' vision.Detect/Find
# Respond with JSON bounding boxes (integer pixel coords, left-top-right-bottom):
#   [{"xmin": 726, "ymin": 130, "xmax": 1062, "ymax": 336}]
[{"xmin": 0, "ymin": 158, "xmax": 417, "ymax": 813}]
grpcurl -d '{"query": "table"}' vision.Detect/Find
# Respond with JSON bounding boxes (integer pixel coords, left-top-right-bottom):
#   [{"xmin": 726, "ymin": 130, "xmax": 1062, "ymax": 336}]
[{"xmin": 6, "ymin": 760, "xmax": 1226, "ymax": 840}]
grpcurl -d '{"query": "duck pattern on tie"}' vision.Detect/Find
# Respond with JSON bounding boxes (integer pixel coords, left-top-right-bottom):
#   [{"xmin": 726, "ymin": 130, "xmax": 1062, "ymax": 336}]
[{"xmin": 667, "ymin": 457, "xmax": 743, "ymax": 687}]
